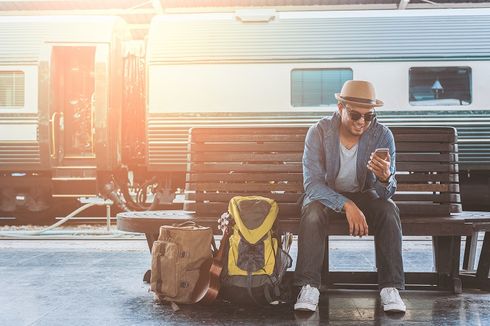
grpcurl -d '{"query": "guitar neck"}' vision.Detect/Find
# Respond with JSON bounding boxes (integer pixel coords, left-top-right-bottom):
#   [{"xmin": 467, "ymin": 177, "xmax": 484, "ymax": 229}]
[{"xmin": 214, "ymin": 228, "xmax": 231, "ymax": 262}]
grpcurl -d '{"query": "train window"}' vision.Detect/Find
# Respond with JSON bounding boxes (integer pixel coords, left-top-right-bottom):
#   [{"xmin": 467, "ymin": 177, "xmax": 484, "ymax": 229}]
[
  {"xmin": 409, "ymin": 67, "xmax": 471, "ymax": 106},
  {"xmin": 291, "ymin": 68, "xmax": 353, "ymax": 107},
  {"xmin": 0, "ymin": 71, "xmax": 25, "ymax": 108}
]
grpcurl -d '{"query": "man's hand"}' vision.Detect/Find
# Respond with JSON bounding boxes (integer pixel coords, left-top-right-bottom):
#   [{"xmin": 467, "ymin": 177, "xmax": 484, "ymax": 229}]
[
  {"xmin": 343, "ymin": 200, "xmax": 368, "ymax": 237},
  {"xmin": 368, "ymin": 151, "xmax": 391, "ymax": 182}
]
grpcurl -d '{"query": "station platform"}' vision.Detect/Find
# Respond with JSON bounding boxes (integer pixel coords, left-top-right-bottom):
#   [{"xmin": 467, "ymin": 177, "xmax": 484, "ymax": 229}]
[{"xmin": 0, "ymin": 230, "xmax": 489, "ymax": 325}]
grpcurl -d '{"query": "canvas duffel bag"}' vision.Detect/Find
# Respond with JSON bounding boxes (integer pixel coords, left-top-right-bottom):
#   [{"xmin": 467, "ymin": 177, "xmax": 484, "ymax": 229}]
[{"xmin": 150, "ymin": 221, "xmax": 213, "ymax": 304}]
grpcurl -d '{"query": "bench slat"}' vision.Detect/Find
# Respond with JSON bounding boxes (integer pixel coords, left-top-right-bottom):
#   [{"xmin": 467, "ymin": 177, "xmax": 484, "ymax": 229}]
[
  {"xmin": 388, "ymin": 133, "xmax": 456, "ymax": 142},
  {"xmin": 389, "ymin": 126, "xmax": 456, "ymax": 135},
  {"xmin": 391, "ymin": 193, "xmax": 460, "ymax": 203},
  {"xmin": 192, "ymin": 134, "xmax": 306, "ymax": 142},
  {"xmin": 397, "ymin": 162, "xmax": 457, "ymax": 173},
  {"xmin": 191, "ymin": 143, "xmax": 305, "ymax": 152},
  {"xmin": 187, "ymin": 172, "xmax": 302, "ymax": 182},
  {"xmin": 187, "ymin": 192, "xmax": 303, "ymax": 203},
  {"xmin": 191, "ymin": 182, "xmax": 303, "ymax": 192},
  {"xmin": 399, "ymin": 203, "xmax": 462, "ymax": 215},
  {"xmin": 396, "ymin": 143, "xmax": 455, "ymax": 152},
  {"xmin": 190, "ymin": 127, "xmax": 307, "ymax": 135},
  {"xmin": 190, "ymin": 163, "xmax": 302, "ymax": 173},
  {"xmin": 397, "ymin": 183, "xmax": 459, "ymax": 192},
  {"xmin": 396, "ymin": 173, "xmax": 458, "ymax": 183},
  {"xmin": 192, "ymin": 152, "xmax": 302, "ymax": 162},
  {"xmin": 116, "ymin": 210, "xmax": 489, "ymax": 237},
  {"xmin": 396, "ymin": 153, "xmax": 455, "ymax": 162}
]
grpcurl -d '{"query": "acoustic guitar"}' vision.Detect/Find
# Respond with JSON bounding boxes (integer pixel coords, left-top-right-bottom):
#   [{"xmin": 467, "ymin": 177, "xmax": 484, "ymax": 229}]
[{"xmin": 191, "ymin": 212, "xmax": 232, "ymax": 304}]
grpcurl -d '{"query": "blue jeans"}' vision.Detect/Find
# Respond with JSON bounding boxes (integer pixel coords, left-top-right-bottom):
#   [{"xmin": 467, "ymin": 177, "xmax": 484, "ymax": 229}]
[{"xmin": 294, "ymin": 192, "xmax": 405, "ymax": 290}]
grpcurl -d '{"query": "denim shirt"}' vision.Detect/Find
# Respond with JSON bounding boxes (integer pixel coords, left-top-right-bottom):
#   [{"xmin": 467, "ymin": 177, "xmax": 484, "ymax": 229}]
[{"xmin": 302, "ymin": 112, "xmax": 397, "ymax": 212}]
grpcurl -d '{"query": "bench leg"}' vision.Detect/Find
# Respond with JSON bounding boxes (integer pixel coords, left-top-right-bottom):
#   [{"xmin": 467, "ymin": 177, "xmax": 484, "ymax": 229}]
[
  {"xmin": 476, "ymin": 232, "xmax": 490, "ymax": 291},
  {"xmin": 320, "ymin": 236, "xmax": 329, "ymax": 291},
  {"xmin": 433, "ymin": 236, "xmax": 462, "ymax": 293},
  {"xmin": 462, "ymin": 232, "xmax": 479, "ymax": 272},
  {"xmin": 463, "ymin": 235, "xmax": 473, "ymax": 270}
]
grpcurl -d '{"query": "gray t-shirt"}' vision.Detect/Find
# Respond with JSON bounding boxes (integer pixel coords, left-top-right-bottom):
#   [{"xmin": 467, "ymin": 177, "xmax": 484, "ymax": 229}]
[{"xmin": 335, "ymin": 142, "xmax": 360, "ymax": 193}]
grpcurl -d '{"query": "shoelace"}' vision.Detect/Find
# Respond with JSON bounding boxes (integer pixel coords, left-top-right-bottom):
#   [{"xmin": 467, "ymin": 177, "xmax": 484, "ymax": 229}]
[{"xmin": 384, "ymin": 288, "xmax": 399, "ymax": 304}]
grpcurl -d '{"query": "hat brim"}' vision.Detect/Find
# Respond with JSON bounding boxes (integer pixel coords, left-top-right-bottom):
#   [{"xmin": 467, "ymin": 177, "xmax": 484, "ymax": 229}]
[{"xmin": 335, "ymin": 93, "xmax": 384, "ymax": 107}]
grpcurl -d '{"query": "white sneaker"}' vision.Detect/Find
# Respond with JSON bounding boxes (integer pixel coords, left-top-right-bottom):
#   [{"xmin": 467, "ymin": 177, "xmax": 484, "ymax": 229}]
[
  {"xmin": 294, "ymin": 284, "xmax": 320, "ymax": 312},
  {"xmin": 380, "ymin": 287, "xmax": 406, "ymax": 313}
]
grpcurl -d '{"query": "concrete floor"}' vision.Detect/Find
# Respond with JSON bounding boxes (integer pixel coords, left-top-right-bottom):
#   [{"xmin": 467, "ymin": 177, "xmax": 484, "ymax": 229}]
[{"xmin": 0, "ymin": 237, "xmax": 489, "ymax": 326}]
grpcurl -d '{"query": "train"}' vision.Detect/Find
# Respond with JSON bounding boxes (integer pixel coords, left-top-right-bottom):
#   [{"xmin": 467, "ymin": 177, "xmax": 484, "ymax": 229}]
[{"xmin": 1, "ymin": 8, "xmax": 490, "ymax": 221}]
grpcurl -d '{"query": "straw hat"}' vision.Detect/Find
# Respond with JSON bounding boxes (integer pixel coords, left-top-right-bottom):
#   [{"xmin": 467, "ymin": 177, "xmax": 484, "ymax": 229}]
[{"xmin": 335, "ymin": 80, "xmax": 384, "ymax": 107}]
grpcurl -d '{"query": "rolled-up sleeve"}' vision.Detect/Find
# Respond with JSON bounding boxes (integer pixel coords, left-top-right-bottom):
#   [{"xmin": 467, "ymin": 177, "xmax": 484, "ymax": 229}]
[{"xmin": 303, "ymin": 125, "xmax": 347, "ymax": 212}]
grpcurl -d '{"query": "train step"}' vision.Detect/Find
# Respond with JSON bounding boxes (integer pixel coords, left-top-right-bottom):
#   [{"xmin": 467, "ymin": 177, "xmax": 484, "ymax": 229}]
[
  {"xmin": 53, "ymin": 166, "xmax": 97, "ymax": 178},
  {"xmin": 51, "ymin": 177, "xmax": 97, "ymax": 197},
  {"xmin": 58, "ymin": 156, "xmax": 96, "ymax": 166}
]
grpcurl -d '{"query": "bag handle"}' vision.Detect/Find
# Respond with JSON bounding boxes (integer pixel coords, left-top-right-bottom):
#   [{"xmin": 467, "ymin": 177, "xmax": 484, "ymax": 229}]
[
  {"xmin": 172, "ymin": 220, "xmax": 198, "ymax": 228},
  {"xmin": 170, "ymin": 220, "xmax": 215, "ymax": 250},
  {"xmin": 172, "ymin": 220, "xmax": 209, "ymax": 229}
]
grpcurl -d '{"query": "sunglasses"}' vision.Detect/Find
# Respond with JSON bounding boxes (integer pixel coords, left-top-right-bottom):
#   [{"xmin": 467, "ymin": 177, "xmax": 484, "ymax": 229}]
[{"xmin": 344, "ymin": 106, "xmax": 376, "ymax": 122}]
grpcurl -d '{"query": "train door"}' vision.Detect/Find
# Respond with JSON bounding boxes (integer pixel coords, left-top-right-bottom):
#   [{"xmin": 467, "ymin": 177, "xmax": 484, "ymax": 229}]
[
  {"xmin": 48, "ymin": 45, "xmax": 103, "ymax": 198},
  {"xmin": 50, "ymin": 46, "xmax": 96, "ymax": 165}
]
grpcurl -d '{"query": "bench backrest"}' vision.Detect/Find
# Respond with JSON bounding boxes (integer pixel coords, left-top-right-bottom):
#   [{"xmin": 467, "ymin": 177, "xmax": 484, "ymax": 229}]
[{"xmin": 184, "ymin": 126, "xmax": 461, "ymax": 219}]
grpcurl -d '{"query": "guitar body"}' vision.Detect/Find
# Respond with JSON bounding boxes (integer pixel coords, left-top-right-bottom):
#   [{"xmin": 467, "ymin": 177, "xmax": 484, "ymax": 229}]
[{"xmin": 199, "ymin": 257, "xmax": 224, "ymax": 303}]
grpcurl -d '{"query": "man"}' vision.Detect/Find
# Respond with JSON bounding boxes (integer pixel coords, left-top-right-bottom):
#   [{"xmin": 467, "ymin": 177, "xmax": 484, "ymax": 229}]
[{"xmin": 294, "ymin": 80, "xmax": 405, "ymax": 313}]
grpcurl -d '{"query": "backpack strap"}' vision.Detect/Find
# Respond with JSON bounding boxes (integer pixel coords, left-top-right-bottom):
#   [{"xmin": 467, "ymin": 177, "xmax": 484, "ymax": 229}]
[
  {"xmin": 264, "ymin": 284, "xmax": 273, "ymax": 303},
  {"xmin": 246, "ymin": 272, "xmax": 261, "ymax": 305},
  {"xmin": 263, "ymin": 282, "xmax": 281, "ymax": 304}
]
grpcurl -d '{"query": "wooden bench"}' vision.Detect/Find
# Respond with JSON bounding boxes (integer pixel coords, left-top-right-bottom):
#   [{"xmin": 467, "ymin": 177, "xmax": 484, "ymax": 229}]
[{"xmin": 117, "ymin": 126, "xmax": 490, "ymax": 292}]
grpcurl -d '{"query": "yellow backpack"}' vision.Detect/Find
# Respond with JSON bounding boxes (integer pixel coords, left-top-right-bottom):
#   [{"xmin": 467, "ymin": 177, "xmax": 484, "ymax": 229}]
[{"xmin": 221, "ymin": 196, "xmax": 292, "ymax": 304}]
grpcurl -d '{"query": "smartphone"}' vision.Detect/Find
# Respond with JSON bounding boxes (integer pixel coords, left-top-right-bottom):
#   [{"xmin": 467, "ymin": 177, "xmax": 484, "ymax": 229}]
[{"xmin": 374, "ymin": 148, "xmax": 389, "ymax": 160}]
